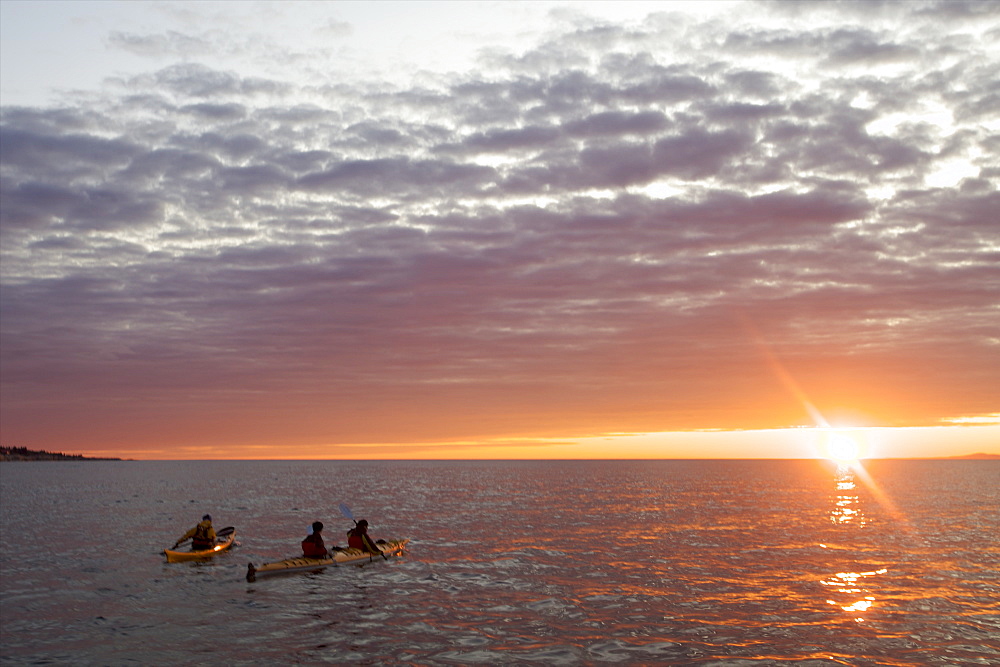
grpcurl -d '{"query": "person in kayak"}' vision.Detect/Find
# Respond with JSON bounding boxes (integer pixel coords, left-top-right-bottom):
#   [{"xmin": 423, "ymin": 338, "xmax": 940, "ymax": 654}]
[
  {"xmin": 301, "ymin": 521, "xmax": 330, "ymax": 558},
  {"xmin": 174, "ymin": 514, "xmax": 216, "ymax": 551},
  {"xmin": 347, "ymin": 519, "xmax": 381, "ymax": 554}
]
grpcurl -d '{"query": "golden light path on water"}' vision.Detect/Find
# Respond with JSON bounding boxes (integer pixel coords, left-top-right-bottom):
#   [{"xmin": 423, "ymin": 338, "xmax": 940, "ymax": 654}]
[
  {"xmin": 818, "ymin": 453, "xmax": 911, "ymax": 626},
  {"xmin": 820, "ymin": 462, "xmax": 881, "ymax": 623}
]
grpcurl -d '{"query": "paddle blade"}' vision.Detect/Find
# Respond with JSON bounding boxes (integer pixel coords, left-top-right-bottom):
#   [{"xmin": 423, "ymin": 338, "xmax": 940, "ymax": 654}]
[
  {"xmin": 338, "ymin": 503, "xmax": 354, "ymax": 521},
  {"xmin": 216, "ymin": 526, "xmax": 235, "ymax": 537}
]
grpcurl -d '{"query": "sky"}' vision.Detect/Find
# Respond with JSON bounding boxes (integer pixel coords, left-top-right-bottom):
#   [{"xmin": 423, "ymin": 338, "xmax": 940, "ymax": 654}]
[{"xmin": 1, "ymin": 1, "xmax": 998, "ymax": 460}]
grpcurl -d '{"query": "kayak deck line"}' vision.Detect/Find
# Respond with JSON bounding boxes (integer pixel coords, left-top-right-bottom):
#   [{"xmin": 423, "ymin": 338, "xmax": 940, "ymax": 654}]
[{"xmin": 246, "ymin": 538, "xmax": 408, "ymax": 582}]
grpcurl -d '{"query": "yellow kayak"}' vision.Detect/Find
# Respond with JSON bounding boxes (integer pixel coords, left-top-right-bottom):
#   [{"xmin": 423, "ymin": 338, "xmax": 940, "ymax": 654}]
[
  {"xmin": 246, "ymin": 538, "xmax": 408, "ymax": 581},
  {"xmin": 164, "ymin": 527, "xmax": 237, "ymax": 562}
]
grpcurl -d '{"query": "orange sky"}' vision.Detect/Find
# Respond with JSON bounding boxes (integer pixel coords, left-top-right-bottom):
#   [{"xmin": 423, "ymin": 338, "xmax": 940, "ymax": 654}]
[{"xmin": 65, "ymin": 424, "xmax": 1000, "ymax": 461}]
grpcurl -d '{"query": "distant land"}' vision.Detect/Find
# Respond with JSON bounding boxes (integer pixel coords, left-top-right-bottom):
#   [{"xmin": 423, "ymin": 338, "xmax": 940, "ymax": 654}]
[
  {"xmin": 931, "ymin": 452, "xmax": 1000, "ymax": 460},
  {"xmin": 0, "ymin": 446, "xmax": 124, "ymax": 461},
  {"xmin": 0, "ymin": 446, "xmax": 995, "ymax": 461},
  {"xmin": 878, "ymin": 453, "xmax": 1000, "ymax": 460}
]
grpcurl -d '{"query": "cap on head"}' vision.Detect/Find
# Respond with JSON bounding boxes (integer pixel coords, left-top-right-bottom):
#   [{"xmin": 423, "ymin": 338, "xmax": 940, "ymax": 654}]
[
  {"xmin": 357, "ymin": 519, "xmax": 368, "ymax": 528},
  {"xmin": 203, "ymin": 514, "xmax": 212, "ymax": 521},
  {"xmin": 312, "ymin": 521, "xmax": 324, "ymax": 532}
]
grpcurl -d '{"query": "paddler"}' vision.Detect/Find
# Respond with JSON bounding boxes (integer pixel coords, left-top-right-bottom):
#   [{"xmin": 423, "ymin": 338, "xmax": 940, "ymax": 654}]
[
  {"xmin": 346, "ymin": 519, "xmax": 381, "ymax": 555},
  {"xmin": 301, "ymin": 521, "xmax": 330, "ymax": 558},
  {"xmin": 174, "ymin": 514, "xmax": 216, "ymax": 551}
]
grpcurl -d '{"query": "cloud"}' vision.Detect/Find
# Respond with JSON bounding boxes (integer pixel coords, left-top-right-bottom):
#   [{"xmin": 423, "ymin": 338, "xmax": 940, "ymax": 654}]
[
  {"xmin": 122, "ymin": 63, "xmax": 289, "ymax": 99},
  {"xmin": 108, "ymin": 30, "xmax": 215, "ymax": 58},
  {"xmin": 2, "ymin": 1, "xmax": 998, "ymax": 453}
]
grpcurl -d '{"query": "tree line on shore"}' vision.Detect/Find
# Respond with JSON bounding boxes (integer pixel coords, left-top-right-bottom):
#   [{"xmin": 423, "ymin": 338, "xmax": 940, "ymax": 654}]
[{"xmin": 0, "ymin": 446, "xmax": 123, "ymax": 461}]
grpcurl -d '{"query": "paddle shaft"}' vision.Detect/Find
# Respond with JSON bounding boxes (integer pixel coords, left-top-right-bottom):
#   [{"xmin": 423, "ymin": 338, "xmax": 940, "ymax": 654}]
[{"xmin": 172, "ymin": 526, "xmax": 233, "ymax": 549}]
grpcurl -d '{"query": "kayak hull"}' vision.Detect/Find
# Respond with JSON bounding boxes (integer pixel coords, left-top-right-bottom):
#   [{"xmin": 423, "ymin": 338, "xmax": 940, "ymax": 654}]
[
  {"xmin": 246, "ymin": 538, "xmax": 408, "ymax": 581},
  {"xmin": 164, "ymin": 529, "xmax": 237, "ymax": 562}
]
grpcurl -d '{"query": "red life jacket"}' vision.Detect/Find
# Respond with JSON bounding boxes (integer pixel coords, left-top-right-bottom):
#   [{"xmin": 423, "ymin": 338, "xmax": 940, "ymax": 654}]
[
  {"xmin": 347, "ymin": 529, "xmax": 364, "ymax": 550},
  {"xmin": 347, "ymin": 528, "xmax": 376, "ymax": 552},
  {"xmin": 301, "ymin": 533, "xmax": 326, "ymax": 558}
]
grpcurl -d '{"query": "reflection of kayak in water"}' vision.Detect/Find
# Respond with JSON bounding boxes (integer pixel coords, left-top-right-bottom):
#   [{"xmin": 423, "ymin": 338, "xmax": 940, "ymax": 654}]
[
  {"xmin": 245, "ymin": 539, "xmax": 409, "ymax": 582},
  {"xmin": 164, "ymin": 527, "xmax": 237, "ymax": 562}
]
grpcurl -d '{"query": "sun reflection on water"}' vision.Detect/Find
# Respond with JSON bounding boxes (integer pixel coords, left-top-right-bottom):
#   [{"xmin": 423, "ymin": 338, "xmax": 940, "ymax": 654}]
[
  {"xmin": 829, "ymin": 465, "xmax": 866, "ymax": 526},
  {"xmin": 820, "ymin": 569, "xmax": 888, "ymax": 622},
  {"xmin": 820, "ymin": 463, "xmax": 888, "ymax": 623}
]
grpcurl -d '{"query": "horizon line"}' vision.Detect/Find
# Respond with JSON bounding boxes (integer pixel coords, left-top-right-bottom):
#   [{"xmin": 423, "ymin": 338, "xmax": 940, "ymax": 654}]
[{"xmin": 6, "ymin": 454, "xmax": 997, "ymax": 462}]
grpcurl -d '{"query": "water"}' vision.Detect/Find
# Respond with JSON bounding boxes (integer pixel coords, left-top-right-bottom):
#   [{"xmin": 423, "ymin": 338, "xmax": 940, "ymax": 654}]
[{"xmin": 1, "ymin": 459, "xmax": 998, "ymax": 665}]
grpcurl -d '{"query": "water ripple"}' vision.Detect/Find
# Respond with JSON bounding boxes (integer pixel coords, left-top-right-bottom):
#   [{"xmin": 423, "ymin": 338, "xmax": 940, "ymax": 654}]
[{"xmin": 1, "ymin": 459, "xmax": 998, "ymax": 665}]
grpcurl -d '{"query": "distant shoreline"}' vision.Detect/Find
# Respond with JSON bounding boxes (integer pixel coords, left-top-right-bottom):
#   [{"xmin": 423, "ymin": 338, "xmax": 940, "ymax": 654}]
[
  {"xmin": 0, "ymin": 448, "xmax": 995, "ymax": 462},
  {"xmin": 0, "ymin": 447, "xmax": 124, "ymax": 461},
  {"xmin": 908, "ymin": 452, "xmax": 1000, "ymax": 460}
]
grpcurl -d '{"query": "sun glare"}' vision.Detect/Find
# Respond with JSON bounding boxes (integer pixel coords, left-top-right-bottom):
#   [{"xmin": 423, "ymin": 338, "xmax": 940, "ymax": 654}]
[{"xmin": 826, "ymin": 432, "xmax": 862, "ymax": 463}]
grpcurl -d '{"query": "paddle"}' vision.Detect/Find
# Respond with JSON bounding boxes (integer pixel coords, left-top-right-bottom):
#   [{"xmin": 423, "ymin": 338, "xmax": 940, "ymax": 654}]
[
  {"xmin": 338, "ymin": 504, "xmax": 386, "ymax": 560},
  {"xmin": 170, "ymin": 526, "xmax": 234, "ymax": 550},
  {"xmin": 338, "ymin": 503, "xmax": 356, "ymax": 525}
]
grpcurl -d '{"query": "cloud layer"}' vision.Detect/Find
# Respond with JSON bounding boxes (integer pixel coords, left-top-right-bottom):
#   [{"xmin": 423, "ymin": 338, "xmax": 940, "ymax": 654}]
[{"xmin": 2, "ymin": 1, "xmax": 998, "ymax": 454}]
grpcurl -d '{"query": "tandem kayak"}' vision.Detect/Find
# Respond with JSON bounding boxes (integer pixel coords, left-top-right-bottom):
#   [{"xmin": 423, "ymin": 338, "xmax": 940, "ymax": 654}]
[
  {"xmin": 246, "ymin": 538, "xmax": 409, "ymax": 582},
  {"xmin": 164, "ymin": 527, "xmax": 237, "ymax": 562}
]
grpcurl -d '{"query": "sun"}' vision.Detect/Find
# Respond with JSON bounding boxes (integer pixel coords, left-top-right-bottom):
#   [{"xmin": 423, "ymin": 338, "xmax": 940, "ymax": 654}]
[{"xmin": 826, "ymin": 432, "xmax": 862, "ymax": 463}]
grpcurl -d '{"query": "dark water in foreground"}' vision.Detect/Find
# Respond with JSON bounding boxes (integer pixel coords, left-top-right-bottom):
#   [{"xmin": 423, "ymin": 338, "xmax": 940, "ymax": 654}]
[{"xmin": 1, "ymin": 459, "xmax": 998, "ymax": 665}]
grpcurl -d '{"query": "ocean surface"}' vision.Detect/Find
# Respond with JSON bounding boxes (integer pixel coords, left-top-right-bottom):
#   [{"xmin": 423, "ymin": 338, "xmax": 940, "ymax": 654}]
[{"xmin": 1, "ymin": 459, "xmax": 998, "ymax": 666}]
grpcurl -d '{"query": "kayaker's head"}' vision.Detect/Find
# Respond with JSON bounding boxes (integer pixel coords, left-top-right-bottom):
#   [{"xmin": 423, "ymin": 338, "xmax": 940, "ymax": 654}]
[
  {"xmin": 202, "ymin": 514, "xmax": 212, "ymax": 522},
  {"xmin": 312, "ymin": 521, "xmax": 324, "ymax": 534},
  {"xmin": 357, "ymin": 519, "xmax": 369, "ymax": 531}
]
